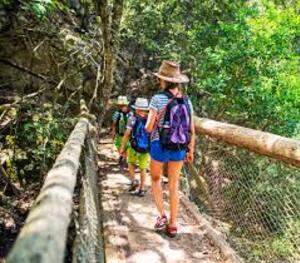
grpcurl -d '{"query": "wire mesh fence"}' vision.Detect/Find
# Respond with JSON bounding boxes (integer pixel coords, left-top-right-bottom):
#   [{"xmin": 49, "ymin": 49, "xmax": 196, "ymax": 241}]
[
  {"xmin": 72, "ymin": 127, "xmax": 105, "ymax": 263},
  {"xmin": 183, "ymin": 136, "xmax": 300, "ymax": 263}
]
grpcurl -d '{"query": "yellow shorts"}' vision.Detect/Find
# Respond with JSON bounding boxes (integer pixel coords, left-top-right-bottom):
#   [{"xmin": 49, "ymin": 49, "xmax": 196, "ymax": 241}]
[{"xmin": 127, "ymin": 147, "xmax": 149, "ymax": 170}]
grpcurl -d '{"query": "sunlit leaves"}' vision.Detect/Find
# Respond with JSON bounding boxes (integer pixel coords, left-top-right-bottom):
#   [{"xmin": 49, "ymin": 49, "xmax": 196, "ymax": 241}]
[
  {"xmin": 121, "ymin": 0, "xmax": 299, "ymax": 136},
  {"xmin": 21, "ymin": 0, "xmax": 66, "ymax": 19}
]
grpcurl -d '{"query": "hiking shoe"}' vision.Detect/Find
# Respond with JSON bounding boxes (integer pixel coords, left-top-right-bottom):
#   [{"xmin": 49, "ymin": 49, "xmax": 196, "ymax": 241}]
[
  {"xmin": 166, "ymin": 225, "xmax": 177, "ymax": 238},
  {"xmin": 119, "ymin": 156, "xmax": 127, "ymax": 168},
  {"xmin": 128, "ymin": 179, "xmax": 139, "ymax": 192},
  {"xmin": 121, "ymin": 158, "xmax": 127, "ymax": 168},
  {"xmin": 130, "ymin": 189, "xmax": 145, "ymax": 197},
  {"xmin": 154, "ymin": 215, "xmax": 168, "ymax": 231},
  {"xmin": 118, "ymin": 156, "xmax": 123, "ymax": 165}
]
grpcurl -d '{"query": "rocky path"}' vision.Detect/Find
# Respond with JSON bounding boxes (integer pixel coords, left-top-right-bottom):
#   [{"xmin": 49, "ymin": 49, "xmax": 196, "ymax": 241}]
[{"xmin": 98, "ymin": 138, "xmax": 227, "ymax": 263}]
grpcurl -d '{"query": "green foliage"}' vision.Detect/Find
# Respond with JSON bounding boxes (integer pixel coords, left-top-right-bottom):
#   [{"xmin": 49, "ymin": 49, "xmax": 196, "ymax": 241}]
[
  {"xmin": 2, "ymin": 105, "xmax": 75, "ymax": 183},
  {"xmin": 249, "ymin": 232, "xmax": 299, "ymax": 262},
  {"xmin": 21, "ymin": 0, "xmax": 66, "ymax": 19},
  {"xmin": 195, "ymin": 2, "xmax": 300, "ymax": 136},
  {"xmin": 122, "ymin": 0, "xmax": 300, "ymax": 137},
  {"xmin": 0, "ymin": 0, "xmax": 11, "ymax": 5},
  {"xmin": 0, "ymin": 0, "xmax": 15, "ymax": 7},
  {"xmin": 19, "ymin": 111, "xmax": 73, "ymax": 180}
]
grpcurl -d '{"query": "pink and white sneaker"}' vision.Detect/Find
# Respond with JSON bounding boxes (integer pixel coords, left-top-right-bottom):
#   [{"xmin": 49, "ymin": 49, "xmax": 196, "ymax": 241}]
[
  {"xmin": 166, "ymin": 225, "xmax": 177, "ymax": 238},
  {"xmin": 154, "ymin": 215, "xmax": 168, "ymax": 231}
]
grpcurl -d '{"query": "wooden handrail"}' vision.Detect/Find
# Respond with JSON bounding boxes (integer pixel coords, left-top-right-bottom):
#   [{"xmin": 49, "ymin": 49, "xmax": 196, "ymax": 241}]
[
  {"xmin": 6, "ymin": 117, "xmax": 89, "ymax": 263},
  {"xmin": 194, "ymin": 117, "xmax": 300, "ymax": 168}
]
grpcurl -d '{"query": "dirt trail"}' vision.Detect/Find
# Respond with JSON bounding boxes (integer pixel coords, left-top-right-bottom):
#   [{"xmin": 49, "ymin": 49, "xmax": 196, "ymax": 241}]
[{"xmin": 99, "ymin": 139, "xmax": 225, "ymax": 263}]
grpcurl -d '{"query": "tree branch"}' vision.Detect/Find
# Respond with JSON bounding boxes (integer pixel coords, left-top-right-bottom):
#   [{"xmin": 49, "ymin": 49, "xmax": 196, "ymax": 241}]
[
  {"xmin": 0, "ymin": 87, "xmax": 47, "ymax": 113},
  {"xmin": 89, "ymin": 65, "xmax": 101, "ymax": 109},
  {"xmin": 0, "ymin": 58, "xmax": 57, "ymax": 84},
  {"xmin": 0, "ymin": 165, "xmax": 21, "ymax": 197}
]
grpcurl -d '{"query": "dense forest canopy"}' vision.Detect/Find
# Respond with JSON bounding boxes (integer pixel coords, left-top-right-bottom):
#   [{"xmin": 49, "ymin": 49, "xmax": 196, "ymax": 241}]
[
  {"xmin": 1, "ymin": 0, "xmax": 299, "ymax": 135},
  {"xmin": 121, "ymin": 0, "xmax": 300, "ymax": 136}
]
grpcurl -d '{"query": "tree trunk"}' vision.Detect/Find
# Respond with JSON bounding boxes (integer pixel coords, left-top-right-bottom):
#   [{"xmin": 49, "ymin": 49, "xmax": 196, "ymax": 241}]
[{"xmin": 95, "ymin": 0, "xmax": 124, "ymax": 127}]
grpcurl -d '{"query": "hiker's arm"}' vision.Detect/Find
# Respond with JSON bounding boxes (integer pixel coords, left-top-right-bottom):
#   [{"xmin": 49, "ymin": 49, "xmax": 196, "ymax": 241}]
[
  {"xmin": 187, "ymin": 116, "xmax": 195, "ymax": 163},
  {"xmin": 145, "ymin": 109, "xmax": 157, "ymax": 133},
  {"xmin": 119, "ymin": 128, "xmax": 131, "ymax": 154}
]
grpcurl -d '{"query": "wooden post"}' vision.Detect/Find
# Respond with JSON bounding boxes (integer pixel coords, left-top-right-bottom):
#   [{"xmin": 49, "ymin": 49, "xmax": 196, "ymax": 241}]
[{"xmin": 194, "ymin": 117, "xmax": 300, "ymax": 167}]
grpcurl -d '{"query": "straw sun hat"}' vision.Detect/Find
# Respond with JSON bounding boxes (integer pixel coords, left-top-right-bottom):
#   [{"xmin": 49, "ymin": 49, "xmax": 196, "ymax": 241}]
[
  {"xmin": 117, "ymin": 96, "xmax": 129, "ymax": 105},
  {"xmin": 153, "ymin": 60, "xmax": 189, "ymax": 84},
  {"xmin": 132, "ymin": 98, "xmax": 149, "ymax": 111}
]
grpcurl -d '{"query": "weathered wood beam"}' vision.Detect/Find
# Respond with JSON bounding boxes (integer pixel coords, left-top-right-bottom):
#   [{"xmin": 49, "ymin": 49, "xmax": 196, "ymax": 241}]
[
  {"xmin": 194, "ymin": 117, "xmax": 300, "ymax": 168},
  {"xmin": 6, "ymin": 117, "xmax": 89, "ymax": 263}
]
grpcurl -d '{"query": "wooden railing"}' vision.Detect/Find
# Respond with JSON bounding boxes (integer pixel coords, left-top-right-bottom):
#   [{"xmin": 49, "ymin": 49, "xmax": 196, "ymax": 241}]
[
  {"xmin": 6, "ymin": 100, "xmax": 102, "ymax": 263},
  {"xmin": 194, "ymin": 117, "xmax": 300, "ymax": 167}
]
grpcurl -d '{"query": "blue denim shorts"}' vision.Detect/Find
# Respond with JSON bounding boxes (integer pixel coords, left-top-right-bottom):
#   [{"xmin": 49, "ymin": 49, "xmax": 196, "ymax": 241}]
[{"xmin": 150, "ymin": 140, "xmax": 187, "ymax": 163}]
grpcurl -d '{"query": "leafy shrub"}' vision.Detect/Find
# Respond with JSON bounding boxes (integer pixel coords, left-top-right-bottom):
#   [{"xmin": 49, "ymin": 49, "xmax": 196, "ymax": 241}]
[
  {"xmin": 2, "ymin": 104, "xmax": 75, "ymax": 183},
  {"xmin": 21, "ymin": 0, "xmax": 66, "ymax": 19}
]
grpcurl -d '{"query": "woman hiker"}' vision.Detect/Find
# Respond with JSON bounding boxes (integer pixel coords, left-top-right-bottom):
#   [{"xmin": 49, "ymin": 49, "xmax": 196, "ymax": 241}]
[{"xmin": 145, "ymin": 60, "xmax": 195, "ymax": 237}]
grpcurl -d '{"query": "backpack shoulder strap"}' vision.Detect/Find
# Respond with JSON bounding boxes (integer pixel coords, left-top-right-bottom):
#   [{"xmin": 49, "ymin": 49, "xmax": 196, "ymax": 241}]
[
  {"xmin": 117, "ymin": 110, "xmax": 126, "ymax": 121},
  {"xmin": 120, "ymin": 110, "xmax": 125, "ymax": 118},
  {"xmin": 115, "ymin": 111, "xmax": 122, "ymax": 134},
  {"xmin": 115, "ymin": 110, "xmax": 121, "ymax": 120},
  {"xmin": 159, "ymin": 90, "xmax": 173, "ymax": 99},
  {"xmin": 183, "ymin": 96, "xmax": 192, "ymax": 115},
  {"xmin": 153, "ymin": 90, "xmax": 180, "ymax": 130},
  {"xmin": 131, "ymin": 115, "xmax": 139, "ymax": 136},
  {"xmin": 182, "ymin": 96, "xmax": 193, "ymax": 132},
  {"xmin": 163, "ymin": 92, "xmax": 190, "ymax": 124}
]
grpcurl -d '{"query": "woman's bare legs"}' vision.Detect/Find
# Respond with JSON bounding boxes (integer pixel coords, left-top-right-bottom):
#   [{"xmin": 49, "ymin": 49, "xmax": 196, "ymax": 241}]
[
  {"xmin": 150, "ymin": 159, "xmax": 165, "ymax": 216},
  {"xmin": 168, "ymin": 160, "xmax": 184, "ymax": 227}
]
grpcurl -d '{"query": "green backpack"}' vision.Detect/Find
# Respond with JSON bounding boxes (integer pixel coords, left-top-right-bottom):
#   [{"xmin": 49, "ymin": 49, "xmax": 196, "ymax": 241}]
[{"xmin": 116, "ymin": 111, "xmax": 128, "ymax": 136}]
